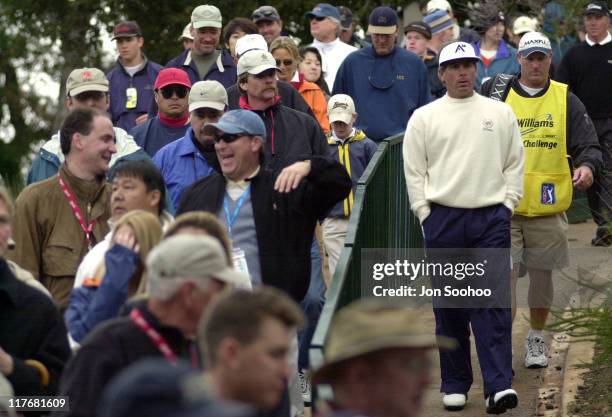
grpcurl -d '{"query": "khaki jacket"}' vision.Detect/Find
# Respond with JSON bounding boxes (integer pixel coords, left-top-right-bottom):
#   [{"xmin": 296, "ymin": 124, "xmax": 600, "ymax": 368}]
[{"xmin": 8, "ymin": 164, "xmax": 111, "ymax": 308}]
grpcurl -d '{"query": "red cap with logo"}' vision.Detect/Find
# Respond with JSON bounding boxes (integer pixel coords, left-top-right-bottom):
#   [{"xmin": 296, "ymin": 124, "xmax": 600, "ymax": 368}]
[{"xmin": 154, "ymin": 68, "xmax": 192, "ymax": 90}]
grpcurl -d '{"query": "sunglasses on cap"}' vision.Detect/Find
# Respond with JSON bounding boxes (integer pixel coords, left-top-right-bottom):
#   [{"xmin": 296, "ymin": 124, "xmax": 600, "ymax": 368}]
[
  {"xmin": 253, "ymin": 10, "xmax": 277, "ymax": 20},
  {"xmin": 158, "ymin": 85, "xmax": 189, "ymax": 99},
  {"xmin": 312, "ymin": 16, "xmax": 327, "ymax": 21},
  {"xmin": 275, "ymin": 59, "xmax": 294, "ymax": 67},
  {"xmin": 213, "ymin": 132, "xmax": 251, "ymax": 143}
]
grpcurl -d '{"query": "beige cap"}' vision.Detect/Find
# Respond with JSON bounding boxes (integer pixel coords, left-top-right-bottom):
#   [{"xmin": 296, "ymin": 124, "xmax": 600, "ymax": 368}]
[
  {"xmin": 312, "ymin": 298, "xmax": 457, "ymax": 384},
  {"xmin": 512, "ymin": 15, "xmax": 537, "ymax": 35},
  {"xmin": 147, "ymin": 235, "xmax": 249, "ymax": 287},
  {"xmin": 426, "ymin": 0, "xmax": 452, "ymax": 13},
  {"xmin": 66, "ymin": 68, "xmax": 109, "ymax": 97},
  {"xmin": 327, "ymin": 94, "xmax": 355, "ymax": 125},
  {"xmin": 191, "ymin": 5, "xmax": 222, "ymax": 29},
  {"xmin": 237, "ymin": 50, "xmax": 279, "ymax": 76},
  {"xmin": 235, "ymin": 34, "xmax": 268, "ymax": 58},
  {"xmin": 179, "ymin": 23, "xmax": 193, "ymax": 41},
  {"xmin": 189, "ymin": 80, "xmax": 228, "ymax": 112}
]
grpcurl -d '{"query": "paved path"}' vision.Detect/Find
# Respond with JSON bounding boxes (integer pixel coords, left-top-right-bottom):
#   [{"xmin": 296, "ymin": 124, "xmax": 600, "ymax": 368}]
[{"xmin": 419, "ymin": 220, "xmax": 611, "ymax": 417}]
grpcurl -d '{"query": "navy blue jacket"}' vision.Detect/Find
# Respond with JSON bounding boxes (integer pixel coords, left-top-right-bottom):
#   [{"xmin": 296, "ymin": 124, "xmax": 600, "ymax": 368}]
[
  {"xmin": 129, "ymin": 116, "xmax": 190, "ymax": 158},
  {"xmin": 332, "ymin": 45, "xmax": 431, "ymax": 142},
  {"xmin": 165, "ymin": 49, "xmax": 237, "ymax": 88},
  {"xmin": 107, "ymin": 57, "xmax": 162, "ymax": 132}
]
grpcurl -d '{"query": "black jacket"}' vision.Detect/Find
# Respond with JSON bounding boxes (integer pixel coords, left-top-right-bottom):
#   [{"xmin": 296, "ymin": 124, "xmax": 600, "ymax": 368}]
[
  {"xmin": 227, "ymin": 80, "xmax": 315, "ymax": 118},
  {"xmin": 0, "ymin": 259, "xmax": 70, "ymax": 408},
  {"xmin": 239, "ymin": 99, "xmax": 328, "ymax": 171},
  {"xmin": 481, "ymin": 76, "xmax": 603, "ymax": 175},
  {"xmin": 177, "ymin": 156, "xmax": 351, "ymax": 301},
  {"xmin": 54, "ymin": 300, "xmax": 197, "ymax": 417}
]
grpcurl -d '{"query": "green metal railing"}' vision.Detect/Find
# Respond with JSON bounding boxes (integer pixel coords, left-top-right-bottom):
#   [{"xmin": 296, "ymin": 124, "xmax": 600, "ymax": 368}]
[{"xmin": 309, "ymin": 133, "xmax": 594, "ymax": 376}]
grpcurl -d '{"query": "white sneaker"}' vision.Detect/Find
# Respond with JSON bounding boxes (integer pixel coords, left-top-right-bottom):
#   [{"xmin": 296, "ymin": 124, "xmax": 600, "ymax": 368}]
[
  {"xmin": 443, "ymin": 393, "xmax": 467, "ymax": 411},
  {"xmin": 485, "ymin": 389, "xmax": 518, "ymax": 414},
  {"xmin": 524, "ymin": 336, "xmax": 548, "ymax": 368},
  {"xmin": 298, "ymin": 369, "xmax": 312, "ymax": 406}
]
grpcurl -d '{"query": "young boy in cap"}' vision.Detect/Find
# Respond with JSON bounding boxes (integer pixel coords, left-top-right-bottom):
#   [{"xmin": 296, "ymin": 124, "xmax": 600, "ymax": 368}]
[{"xmin": 322, "ymin": 94, "xmax": 377, "ymax": 275}]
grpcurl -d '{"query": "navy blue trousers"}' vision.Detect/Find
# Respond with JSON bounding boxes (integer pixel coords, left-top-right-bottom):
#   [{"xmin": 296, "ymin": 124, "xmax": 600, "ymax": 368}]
[{"xmin": 423, "ymin": 203, "xmax": 513, "ymax": 398}]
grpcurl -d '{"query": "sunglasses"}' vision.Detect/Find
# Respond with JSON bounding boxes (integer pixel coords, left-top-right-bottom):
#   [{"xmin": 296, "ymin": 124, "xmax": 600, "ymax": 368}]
[
  {"xmin": 275, "ymin": 59, "xmax": 294, "ymax": 67},
  {"xmin": 158, "ymin": 85, "xmax": 189, "ymax": 99},
  {"xmin": 213, "ymin": 133, "xmax": 250, "ymax": 143},
  {"xmin": 74, "ymin": 91, "xmax": 106, "ymax": 102},
  {"xmin": 253, "ymin": 10, "xmax": 278, "ymax": 20},
  {"xmin": 312, "ymin": 16, "xmax": 327, "ymax": 22}
]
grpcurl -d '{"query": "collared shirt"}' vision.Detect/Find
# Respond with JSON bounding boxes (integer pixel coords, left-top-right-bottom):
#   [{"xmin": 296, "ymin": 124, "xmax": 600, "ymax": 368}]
[
  {"xmin": 226, "ymin": 167, "xmax": 260, "ymax": 200},
  {"xmin": 586, "ymin": 32, "xmax": 612, "ymax": 46}
]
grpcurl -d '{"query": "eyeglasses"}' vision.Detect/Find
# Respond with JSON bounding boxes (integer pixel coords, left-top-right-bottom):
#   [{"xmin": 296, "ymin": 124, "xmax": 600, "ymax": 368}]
[
  {"xmin": 158, "ymin": 85, "xmax": 189, "ymax": 99},
  {"xmin": 275, "ymin": 59, "xmax": 294, "ymax": 67},
  {"xmin": 312, "ymin": 16, "xmax": 327, "ymax": 22},
  {"xmin": 213, "ymin": 133, "xmax": 250, "ymax": 143}
]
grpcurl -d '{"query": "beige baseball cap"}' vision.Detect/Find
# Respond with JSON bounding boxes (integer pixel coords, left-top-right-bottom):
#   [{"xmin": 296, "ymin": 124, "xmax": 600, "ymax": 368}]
[
  {"xmin": 179, "ymin": 23, "xmax": 194, "ymax": 41},
  {"xmin": 237, "ymin": 50, "xmax": 279, "ymax": 76},
  {"xmin": 66, "ymin": 68, "xmax": 109, "ymax": 97},
  {"xmin": 191, "ymin": 5, "xmax": 222, "ymax": 29},
  {"xmin": 147, "ymin": 235, "xmax": 249, "ymax": 288},
  {"xmin": 327, "ymin": 94, "xmax": 355, "ymax": 125},
  {"xmin": 235, "ymin": 34, "xmax": 268, "ymax": 58},
  {"xmin": 189, "ymin": 80, "xmax": 228, "ymax": 112},
  {"xmin": 512, "ymin": 15, "xmax": 537, "ymax": 35},
  {"xmin": 312, "ymin": 298, "xmax": 456, "ymax": 384}
]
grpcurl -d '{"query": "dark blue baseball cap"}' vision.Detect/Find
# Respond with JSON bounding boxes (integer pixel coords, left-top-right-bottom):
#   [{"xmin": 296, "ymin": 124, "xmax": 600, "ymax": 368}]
[
  {"xmin": 368, "ymin": 6, "xmax": 399, "ymax": 34},
  {"xmin": 203, "ymin": 109, "xmax": 267, "ymax": 140},
  {"xmin": 305, "ymin": 3, "xmax": 341, "ymax": 21}
]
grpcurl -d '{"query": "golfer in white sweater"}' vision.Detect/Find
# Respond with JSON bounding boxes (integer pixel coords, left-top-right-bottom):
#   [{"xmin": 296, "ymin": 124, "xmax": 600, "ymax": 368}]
[{"xmin": 403, "ymin": 42, "xmax": 524, "ymax": 415}]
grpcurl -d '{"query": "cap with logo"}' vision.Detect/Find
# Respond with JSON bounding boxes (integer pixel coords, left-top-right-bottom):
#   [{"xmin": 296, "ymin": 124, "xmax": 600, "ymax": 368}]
[
  {"xmin": 404, "ymin": 21, "xmax": 433, "ymax": 39},
  {"xmin": 147, "ymin": 235, "xmax": 250, "ymax": 288},
  {"xmin": 583, "ymin": 1, "xmax": 610, "ymax": 16},
  {"xmin": 252, "ymin": 5, "xmax": 281, "ymax": 23},
  {"xmin": 154, "ymin": 68, "xmax": 192, "ymax": 90},
  {"xmin": 312, "ymin": 298, "xmax": 457, "ymax": 384},
  {"xmin": 304, "ymin": 3, "xmax": 341, "ymax": 21},
  {"xmin": 235, "ymin": 34, "xmax": 268, "ymax": 58},
  {"xmin": 178, "ymin": 23, "xmax": 193, "ymax": 41},
  {"xmin": 424, "ymin": 9, "xmax": 453, "ymax": 35},
  {"xmin": 518, "ymin": 32, "xmax": 552, "ymax": 56},
  {"xmin": 203, "ymin": 109, "xmax": 266, "ymax": 139},
  {"xmin": 367, "ymin": 6, "xmax": 398, "ymax": 35},
  {"xmin": 237, "ymin": 50, "xmax": 280, "ymax": 76},
  {"xmin": 191, "ymin": 5, "xmax": 222, "ymax": 29},
  {"xmin": 426, "ymin": 0, "xmax": 453, "ymax": 13},
  {"xmin": 111, "ymin": 21, "xmax": 142, "ymax": 41},
  {"xmin": 338, "ymin": 6, "xmax": 354, "ymax": 30},
  {"xmin": 66, "ymin": 68, "xmax": 109, "ymax": 97},
  {"xmin": 438, "ymin": 42, "xmax": 480, "ymax": 66},
  {"xmin": 512, "ymin": 15, "xmax": 538, "ymax": 35},
  {"xmin": 328, "ymin": 94, "xmax": 356, "ymax": 125},
  {"xmin": 189, "ymin": 81, "xmax": 228, "ymax": 112}
]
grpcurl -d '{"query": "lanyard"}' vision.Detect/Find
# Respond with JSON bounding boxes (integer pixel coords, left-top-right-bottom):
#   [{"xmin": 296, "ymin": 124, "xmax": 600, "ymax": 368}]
[
  {"xmin": 223, "ymin": 185, "xmax": 251, "ymax": 239},
  {"xmin": 130, "ymin": 308, "xmax": 178, "ymax": 364},
  {"xmin": 58, "ymin": 177, "xmax": 97, "ymax": 249}
]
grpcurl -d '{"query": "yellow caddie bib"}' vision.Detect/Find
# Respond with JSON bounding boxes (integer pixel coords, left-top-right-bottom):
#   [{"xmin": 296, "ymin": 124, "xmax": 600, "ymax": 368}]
[{"xmin": 506, "ymin": 80, "xmax": 572, "ymax": 216}]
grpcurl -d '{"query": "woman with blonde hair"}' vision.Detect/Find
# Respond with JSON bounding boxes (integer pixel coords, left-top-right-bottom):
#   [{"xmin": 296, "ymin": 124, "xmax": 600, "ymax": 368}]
[
  {"xmin": 270, "ymin": 37, "xmax": 331, "ymax": 134},
  {"xmin": 66, "ymin": 210, "xmax": 162, "ymax": 346}
]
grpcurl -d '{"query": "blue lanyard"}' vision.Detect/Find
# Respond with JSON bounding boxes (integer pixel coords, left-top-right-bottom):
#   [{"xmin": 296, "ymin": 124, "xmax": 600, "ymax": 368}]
[{"xmin": 223, "ymin": 186, "xmax": 251, "ymax": 239}]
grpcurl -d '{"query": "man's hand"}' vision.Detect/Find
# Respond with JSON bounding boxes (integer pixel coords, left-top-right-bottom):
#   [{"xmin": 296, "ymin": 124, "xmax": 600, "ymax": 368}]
[
  {"xmin": 0, "ymin": 346, "xmax": 14, "ymax": 375},
  {"xmin": 113, "ymin": 225, "xmax": 140, "ymax": 253},
  {"xmin": 274, "ymin": 161, "xmax": 312, "ymax": 193},
  {"xmin": 135, "ymin": 114, "xmax": 149, "ymax": 125},
  {"xmin": 573, "ymin": 166, "xmax": 594, "ymax": 190}
]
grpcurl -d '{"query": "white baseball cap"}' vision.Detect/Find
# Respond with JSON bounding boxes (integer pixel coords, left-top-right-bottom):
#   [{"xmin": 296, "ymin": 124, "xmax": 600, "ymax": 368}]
[
  {"xmin": 178, "ymin": 23, "xmax": 193, "ymax": 41},
  {"xmin": 328, "ymin": 94, "xmax": 355, "ymax": 125},
  {"xmin": 512, "ymin": 16, "xmax": 538, "ymax": 35},
  {"xmin": 438, "ymin": 42, "xmax": 480, "ymax": 66},
  {"xmin": 235, "ymin": 34, "xmax": 268, "ymax": 58},
  {"xmin": 518, "ymin": 32, "xmax": 552, "ymax": 56},
  {"xmin": 426, "ymin": 0, "xmax": 452, "ymax": 13},
  {"xmin": 237, "ymin": 50, "xmax": 280, "ymax": 76},
  {"xmin": 191, "ymin": 5, "xmax": 222, "ymax": 29},
  {"xmin": 189, "ymin": 80, "xmax": 228, "ymax": 112}
]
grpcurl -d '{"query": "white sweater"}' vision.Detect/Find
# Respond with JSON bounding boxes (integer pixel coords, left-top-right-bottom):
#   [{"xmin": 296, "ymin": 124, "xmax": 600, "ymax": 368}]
[
  {"xmin": 312, "ymin": 38, "xmax": 357, "ymax": 91},
  {"xmin": 403, "ymin": 93, "xmax": 524, "ymax": 223}
]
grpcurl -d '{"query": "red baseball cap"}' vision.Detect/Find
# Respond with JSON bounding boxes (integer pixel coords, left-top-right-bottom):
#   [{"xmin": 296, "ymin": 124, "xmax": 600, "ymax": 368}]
[{"xmin": 154, "ymin": 68, "xmax": 192, "ymax": 90}]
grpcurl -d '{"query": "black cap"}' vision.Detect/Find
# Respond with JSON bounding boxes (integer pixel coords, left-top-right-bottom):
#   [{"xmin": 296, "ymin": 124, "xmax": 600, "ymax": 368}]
[
  {"xmin": 583, "ymin": 2, "xmax": 610, "ymax": 16},
  {"xmin": 404, "ymin": 21, "xmax": 433, "ymax": 39}
]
